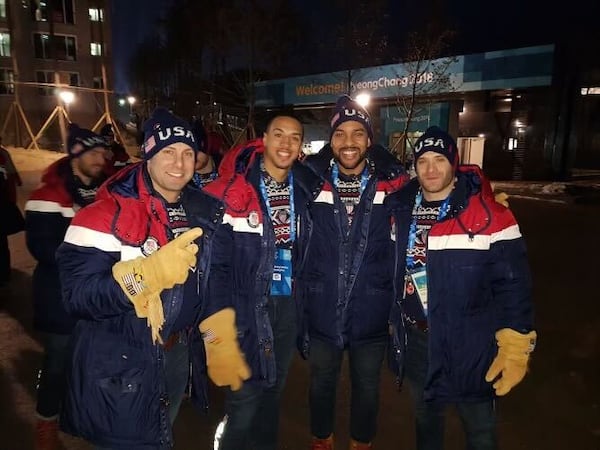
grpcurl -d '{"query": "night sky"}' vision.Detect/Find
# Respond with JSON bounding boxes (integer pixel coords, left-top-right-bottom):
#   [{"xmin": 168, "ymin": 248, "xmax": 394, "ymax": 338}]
[
  {"xmin": 111, "ymin": 0, "xmax": 599, "ymax": 94},
  {"xmin": 111, "ymin": 0, "xmax": 169, "ymax": 94}
]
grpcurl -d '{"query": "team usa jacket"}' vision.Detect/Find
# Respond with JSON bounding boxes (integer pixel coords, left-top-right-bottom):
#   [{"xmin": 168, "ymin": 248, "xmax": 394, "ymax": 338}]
[
  {"xmin": 385, "ymin": 165, "xmax": 534, "ymax": 403},
  {"xmin": 296, "ymin": 144, "xmax": 407, "ymax": 354},
  {"xmin": 55, "ymin": 162, "xmax": 224, "ymax": 449},
  {"xmin": 203, "ymin": 139, "xmax": 321, "ymax": 387},
  {"xmin": 25, "ymin": 157, "xmax": 81, "ymax": 334}
]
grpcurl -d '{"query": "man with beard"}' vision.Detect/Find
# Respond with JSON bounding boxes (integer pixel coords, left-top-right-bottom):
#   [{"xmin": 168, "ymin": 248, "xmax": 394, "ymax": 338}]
[
  {"xmin": 296, "ymin": 95, "xmax": 408, "ymax": 450},
  {"xmin": 203, "ymin": 113, "xmax": 320, "ymax": 450},
  {"xmin": 25, "ymin": 124, "xmax": 109, "ymax": 450}
]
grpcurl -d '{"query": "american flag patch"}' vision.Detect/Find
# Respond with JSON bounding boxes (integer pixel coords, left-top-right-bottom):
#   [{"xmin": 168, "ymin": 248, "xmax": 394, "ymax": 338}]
[
  {"xmin": 201, "ymin": 328, "xmax": 221, "ymax": 344},
  {"xmin": 122, "ymin": 272, "xmax": 144, "ymax": 297},
  {"xmin": 144, "ymin": 136, "xmax": 156, "ymax": 155}
]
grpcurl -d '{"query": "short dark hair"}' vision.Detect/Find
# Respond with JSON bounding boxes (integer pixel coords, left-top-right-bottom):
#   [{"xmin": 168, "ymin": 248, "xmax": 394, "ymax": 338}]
[{"xmin": 264, "ymin": 112, "xmax": 304, "ymax": 138}]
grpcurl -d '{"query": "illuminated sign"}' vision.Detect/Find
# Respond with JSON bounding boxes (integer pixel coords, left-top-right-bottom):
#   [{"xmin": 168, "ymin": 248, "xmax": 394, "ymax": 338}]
[{"xmin": 255, "ymin": 45, "xmax": 554, "ymax": 106}]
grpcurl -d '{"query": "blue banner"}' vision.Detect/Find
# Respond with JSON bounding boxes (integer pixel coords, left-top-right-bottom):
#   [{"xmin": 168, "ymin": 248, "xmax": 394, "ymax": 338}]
[{"xmin": 255, "ymin": 45, "xmax": 554, "ymax": 107}]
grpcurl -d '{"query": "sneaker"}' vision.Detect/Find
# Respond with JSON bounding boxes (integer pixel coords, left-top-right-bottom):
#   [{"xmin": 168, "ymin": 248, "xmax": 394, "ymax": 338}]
[
  {"xmin": 350, "ymin": 440, "xmax": 372, "ymax": 450},
  {"xmin": 311, "ymin": 435, "xmax": 334, "ymax": 450},
  {"xmin": 35, "ymin": 418, "xmax": 59, "ymax": 450}
]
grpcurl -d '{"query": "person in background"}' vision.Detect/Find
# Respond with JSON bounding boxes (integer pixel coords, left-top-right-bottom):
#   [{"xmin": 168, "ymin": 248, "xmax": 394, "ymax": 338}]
[
  {"xmin": 296, "ymin": 95, "xmax": 408, "ymax": 450},
  {"xmin": 0, "ymin": 136, "xmax": 23, "ymax": 286},
  {"xmin": 191, "ymin": 151, "xmax": 218, "ymax": 188},
  {"xmin": 205, "ymin": 120, "xmax": 227, "ymax": 169},
  {"xmin": 203, "ymin": 113, "xmax": 320, "ymax": 450},
  {"xmin": 55, "ymin": 108, "xmax": 248, "ymax": 449},
  {"xmin": 25, "ymin": 124, "xmax": 109, "ymax": 450},
  {"xmin": 386, "ymin": 126, "xmax": 536, "ymax": 450},
  {"xmin": 100, "ymin": 123, "xmax": 131, "ymax": 176}
]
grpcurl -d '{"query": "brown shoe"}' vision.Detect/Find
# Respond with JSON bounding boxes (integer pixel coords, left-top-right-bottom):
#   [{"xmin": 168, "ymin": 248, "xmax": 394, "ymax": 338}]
[
  {"xmin": 350, "ymin": 439, "xmax": 372, "ymax": 450},
  {"xmin": 311, "ymin": 434, "xmax": 334, "ymax": 450},
  {"xmin": 35, "ymin": 418, "xmax": 59, "ymax": 450}
]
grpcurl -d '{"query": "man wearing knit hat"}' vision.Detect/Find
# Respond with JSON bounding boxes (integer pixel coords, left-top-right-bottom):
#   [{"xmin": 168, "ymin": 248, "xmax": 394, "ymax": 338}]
[
  {"xmin": 385, "ymin": 126, "xmax": 536, "ymax": 450},
  {"xmin": 24, "ymin": 123, "xmax": 108, "ymax": 450},
  {"xmin": 100, "ymin": 122, "xmax": 131, "ymax": 175},
  {"xmin": 54, "ymin": 108, "xmax": 249, "ymax": 448},
  {"xmin": 297, "ymin": 95, "xmax": 408, "ymax": 450}
]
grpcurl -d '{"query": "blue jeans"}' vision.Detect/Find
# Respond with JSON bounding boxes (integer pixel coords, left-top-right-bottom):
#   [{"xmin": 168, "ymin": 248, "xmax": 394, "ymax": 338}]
[
  {"xmin": 218, "ymin": 296, "xmax": 297, "ymax": 450},
  {"xmin": 164, "ymin": 339, "xmax": 190, "ymax": 425},
  {"xmin": 36, "ymin": 332, "xmax": 71, "ymax": 418},
  {"xmin": 404, "ymin": 326, "xmax": 497, "ymax": 450},
  {"xmin": 308, "ymin": 337, "xmax": 386, "ymax": 444}
]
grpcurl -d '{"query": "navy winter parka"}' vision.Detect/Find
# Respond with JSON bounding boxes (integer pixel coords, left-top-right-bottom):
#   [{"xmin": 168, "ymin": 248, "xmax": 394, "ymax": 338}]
[
  {"xmin": 202, "ymin": 139, "xmax": 321, "ymax": 387},
  {"xmin": 385, "ymin": 165, "xmax": 534, "ymax": 403},
  {"xmin": 55, "ymin": 162, "xmax": 225, "ymax": 449},
  {"xmin": 25, "ymin": 157, "xmax": 83, "ymax": 334},
  {"xmin": 296, "ymin": 144, "xmax": 408, "ymax": 354}
]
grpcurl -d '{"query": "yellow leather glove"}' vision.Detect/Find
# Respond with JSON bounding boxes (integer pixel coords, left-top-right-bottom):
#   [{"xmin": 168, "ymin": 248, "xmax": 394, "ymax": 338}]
[
  {"xmin": 200, "ymin": 308, "xmax": 251, "ymax": 391},
  {"xmin": 494, "ymin": 192, "xmax": 510, "ymax": 207},
  {"xmin": 485, "ymin": 328, "xmax": 537, "ymax": 396},
  {"xmin": 112, "ymin": 228, "xmax": 203, "ymax": 343}
]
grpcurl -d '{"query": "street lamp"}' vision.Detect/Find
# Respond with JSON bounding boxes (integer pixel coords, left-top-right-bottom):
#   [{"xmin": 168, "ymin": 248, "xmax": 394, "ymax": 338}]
[
  {"xmin": 58, "ymin": 90, "xmax": 75, "ymax": 117},
  {"xmin": 355, "ymin": 93, "xmax": 371, "ymax": 108},
  {"xmin": 57, "ymin": 90, "xmax": 75, "ymax": 152},
  {"xmin": 59, "ymin": 90, "xmax": 75, "ymax": 107},
  {"xmin": 127, "ymin": 95, "xmax": 136, "ymax": 113}
]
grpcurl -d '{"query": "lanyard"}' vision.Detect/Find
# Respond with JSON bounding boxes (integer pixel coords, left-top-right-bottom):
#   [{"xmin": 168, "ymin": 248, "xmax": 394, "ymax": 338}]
[
  {"xmin": 259, "ymin": 170, "xmax": 296, "ymax": 243},
  {"xmin": 405, "ymin": 189, "xmax": 450, "ymax": 270},
  {"xmin": 331, "ymin": 160, "xmax": 370, "ymax": 198}
]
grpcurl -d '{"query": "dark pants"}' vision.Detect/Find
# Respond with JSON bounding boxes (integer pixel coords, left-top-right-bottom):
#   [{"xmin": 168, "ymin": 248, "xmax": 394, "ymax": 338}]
[
  {"xmin": 308, "ymin": 337, "xmax": 386, "ymax": 444},
  {"xmin": 36, "ymin": 332, "xmax": 71, "ymax": 419},
  {"xmin": 218, "ymin": 296, "xmax": 297, "ymax": 450},
  {"xmin": 404, "ymin": 326, "xmax": 497, "ymax": 450},
  {"xmin": 0, "ymin": 233, "xmax": 10, "ymax": 284},
  {"xmin": 164, "ymin": 339, "xmax": 190, "ymax": 425}
]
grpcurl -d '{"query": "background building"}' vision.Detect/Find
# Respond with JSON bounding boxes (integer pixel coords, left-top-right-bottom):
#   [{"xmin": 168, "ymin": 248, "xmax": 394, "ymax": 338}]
[
  {"xmin": 255, "ymin": 44, "xmax": 600, "ymax": 180},
  {"xmin": 0, "ymin": 0, "xmax": 113, "ymax": 150}
]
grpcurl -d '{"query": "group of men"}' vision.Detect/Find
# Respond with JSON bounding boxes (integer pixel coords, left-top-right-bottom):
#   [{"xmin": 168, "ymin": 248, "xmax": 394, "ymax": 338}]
[{"xmin": 18, "ymin": 94, "xmax": 536, "ymax": 450}]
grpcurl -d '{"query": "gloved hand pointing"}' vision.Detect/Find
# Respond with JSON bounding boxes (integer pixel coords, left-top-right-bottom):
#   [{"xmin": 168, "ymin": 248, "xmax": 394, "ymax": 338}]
[
  {"xmin": 200, "ymin": 308, "xmax": 251, "ymax": 390},
  {"xmin": 112, "ymin": 227, "xmax": 203, "ymax": 343},
  {"xmin": 485, "ymin": 328, "xmax": 537, "ymax": 396}
]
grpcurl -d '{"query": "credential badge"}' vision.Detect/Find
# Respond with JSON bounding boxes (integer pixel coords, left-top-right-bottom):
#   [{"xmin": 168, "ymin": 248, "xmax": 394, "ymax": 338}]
[
  {"xmin": 142, "ymin": 236, "xmax": 160, "ymax": 256},
  {"xmin": 247, "ymin": 210, "xmax": 260, "ymax": 228}
]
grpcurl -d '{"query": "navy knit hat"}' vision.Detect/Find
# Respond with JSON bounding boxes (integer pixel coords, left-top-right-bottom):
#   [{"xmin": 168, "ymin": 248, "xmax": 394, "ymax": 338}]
[
  {"xmin": 100, "ymin": 123, "xmax": 114, "ymax": 138},
  {"xmin": 330, "ymin": 95, "xmax": 373, "ymax": 140},
  {"xmin": 67, "ymin": 123, "xmax": 108, "ymax": 158},
  {"xmin": 413, "ymin": 126, "xmax": 459, "ymax": 169},
  {"xmin": 141, "ymin": 107, "xmax": 198, "ymax": 160}
]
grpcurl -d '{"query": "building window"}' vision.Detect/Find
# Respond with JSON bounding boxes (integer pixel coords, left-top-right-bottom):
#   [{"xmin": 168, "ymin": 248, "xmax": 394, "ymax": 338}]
[
  {"xmin": 0, "ymin": 32, "xmax": 10, "ymax": 57},
  {"xmin": 0, "ymin": 68, "xmax": 14, "ymax": 95},
  {"xmin": 67, "ymin": 72, "xmax": 79, "ymax": 86},
  {"xmin": 36, "ymin": 70, "xmax": 54, "ymax": 95},
  {"xmin": 0, "ymin": 1, "xmax": 7, "ymax": 19},
  {"xmin": 31, "ymin": 0, "xmax": 74, "ymax": 24},
  {"xmin": 89, "ymin": 7, "xmax": 104, "ymax": 22},
  {"xmin": 33, "ymin": 33, "xmax": 51, "ymax": 58},
  {"xmin": 90, "ymin": 42, "xmax": 102, "ymax": 56},
  {"xmin": 33, "ymin": 33, "xmax": 77, "ymax": 61},
  {"xmin": 93, "ymin": 76, "xmax": 103, "ymax": 89}
]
